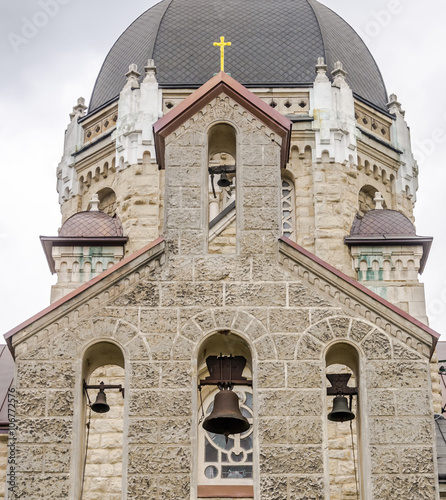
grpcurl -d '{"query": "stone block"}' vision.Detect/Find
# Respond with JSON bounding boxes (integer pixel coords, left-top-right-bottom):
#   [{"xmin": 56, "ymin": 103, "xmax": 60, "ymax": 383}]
[
  {"xmin": 48, "ymin": 390, "xmax": 74, "ymax": 416},
  {"xmin": 328, "ymin": 317, "xmax": 350, "ymax": 338},
  {"xmin": 16, "ymin": 390, "xmax": 46, "ymax": 417},
  {"xmin": 241, "ymin": 148, "xmax": 263, "ymax": 166},
  {"xmin": 128, "ymin": 445, "xmax": 191, "ymax": 474},
  {"xmin": 158, "ymin": 474, "xmax": 190, "ymax": 498},
  {"xmin": 310, "ymin": 308, "xmax": 342, "ymax": 324},
  {"xmin": 288, "ymin": 476, "xmax": 325, "ymax": 499},
  {"xmin": 127, "ymin": 418, "xmax": 159, "ymax": 444},
  {"xmin": 131, "ymin": 363, "xmax": 160, "ymax": 388},
  {"xmin": 194, "ymin": 256, "xmax": 251, "ymax": 282},
  {"xmin": 273, "ymin": 334, "xmax": 299, "ymax": 360},
  {"xmin": 140, "ymin": 309, "xmax": 178, "ymax": 334},
  {"xmin": 269, "ymin": 309, "xmax": 310, "ymax": 333},
  {"xmin": 257, "ymin": 362, "xmax": 286, "ymax": 388},
  {"xmin": 243, "ymin": 208, "xmax": 279, "ymax": 231},
  {"xmin": 370, "ymin": 446, "xmax": 400, "ymax": 473},
  {"xmin": 288, "ymin": 417, "xmax": 323, "ymax": 444},
  {"xmin": 254, "ymin": 336, "xmax": 277, "ymax": 360},
  {"xmin": 288, "ymin": 284, "xmax": 332, "ymax": 308},
  {"xmin": 350, "ymin": 320, "xmax": 374, "ymax": 342},
  {"xmin": 114, "ymin": 320, "xmax": 138, "ymax": 345},
  {"xmin": 225, "ymin": 283, "xmax": 286, "ymax": 307},
  {"xmin": 180, "ymin": 230, "xmax": 206, "ymax": 255},
  {"xmin": 181, "ymin": 187, "xmax": 202, "ymax": 208},
  {"xmin": 259, "ymin": 390, "xmax": 323, "ymax": 417},
  {"xmin": 161, "ymin": 283, "xmax": 223, "ymax": 307},
  {"xmin": 245, "ymin": 319, "xmax": 268, "ymax": 341},
  {"xmin": 372, "ymin": 474, "xmax": 436, "ymax": 499},
  {"xmin": 306, "ymin": 321, "xmax": 333, "ymax": 343},
  {"xmin": 161, "ymin": 362, "xmax": 192, "ymax": 388},
  {"xmin": 295, "ymin": 335, "xmax": 323, "ymax": 360},
  {"xmin": 44, "ymin": 445, "xmax": 71, "ymax": 473},
  {"xmin": 113, "ymin": 282, "xmax": 160, "ymax": 307},
  {"xmin": 260, "ymin": 445, "xmax": 323, "ymax": 474},
  {"xmin": 159, "ymin": 418, "xmax": 192, "ymax": 444},
  {"xmin": 17, "ymin": 418, "xmax": 72, "ymax": 444},
  {"xmin": 396, "ymin": 390, "xmax": 431, "ymax": 416},
  {"xmin": 127, "ymin": 475, "xmax": 158, "ymax": 499},
  {"xmin": 127, "ymin": 336, "xmax": 151, "ymax": 360},
  {"xmin": 258, "ymin": 417, "xmax": 288, "ymax": 444},
  {"xmin": 167, "ymin": 166, "xmax": 202, "ymax": 187},
  {"xmin": 287, "ymin": 362, "xmax": 323, "ymax": 389},
  {"xmin": 128, "ymin": 390, "xmax": 191, "ymax": 417},
  {"xmin": 367, "ymin": 390, "xmax": 396, "ymax": 416},
  {"xmin": 166, "ymin": 147, "xmax": 202, "ymax": 167},
  {"xmin": 166, "ymin": 208, "xmax": 202, "ymax": 230},
  {"xmin": 14, "ymin": 474, "xmax": 69, "ymax": 499},
  {"xmin": 367, "ymin": 361, "xmax": 428, "ymax": 389},
  {"xmin": 144, "ymin": 333, "xmax": 176, "ymax": 360},
  {"xmin": 400, "ymin": 446, "xmax": 434, "ymax": 473},
  {"xmin": 260, "ymin": 475, "xmax": 288, "ymax": 500},
  {"xmin": 361, "ymin": 330, "xmax": 392, "ymax": 359},
  {"xmin": 243, "ymin": 187, "xmax": 279, "ymax": 208},
  {"xmin": 16, "ymin": 445, "xmax": 44, "ymax": 472},
  {"xmin": 369, "ymin": 417, "xmax": 433, "ymax": 445}
]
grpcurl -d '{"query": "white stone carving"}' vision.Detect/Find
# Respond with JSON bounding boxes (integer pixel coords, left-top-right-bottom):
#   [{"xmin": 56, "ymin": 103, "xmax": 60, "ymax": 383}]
[
  {"xmin": 114, "ymin": 60, "xmax": 163, "ymax": 170},
  {"xmin": 310, "ymin": 59, "xmax": 358, "ymax": 167}
]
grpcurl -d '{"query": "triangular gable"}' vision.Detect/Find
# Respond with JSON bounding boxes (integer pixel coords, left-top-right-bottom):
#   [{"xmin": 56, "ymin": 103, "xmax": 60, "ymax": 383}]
[
  {"xmin": 3, "ymin": 237, "xmax": 166, "ymax": 355},
  {"xmin": 279, "ymin": 236, "xmax": 440, "ymax": 358},
  {"xmin": 153, "ymin": 71, "xmax": 292, "ymax": 169}
]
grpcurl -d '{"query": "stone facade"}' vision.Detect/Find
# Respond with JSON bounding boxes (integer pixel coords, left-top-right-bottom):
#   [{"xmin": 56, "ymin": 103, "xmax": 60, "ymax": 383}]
[
  {"xmin": 5, "ymin": 82, "xmax": 439, "ymax": 499},
  {"xmin": 0, "ymin": 435, "xmax": 7, "ymax": 500}
]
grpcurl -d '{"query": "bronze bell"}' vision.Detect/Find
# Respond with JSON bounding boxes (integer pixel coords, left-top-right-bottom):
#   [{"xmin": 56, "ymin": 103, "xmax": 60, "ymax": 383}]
[
  {"xmin": 203, "ymin": 389, "xmax": 250, "ymax": 439},
  {"xmin": 91, "ymin": 385, "xmax": 110, "ymax": 414},
  {"xmin": 327, "ymin": 395, "xmax": 355, "ymax": 422},
  {"xmin": 217, "ymin": 172, "xmax": 231, "ymax": 188}
]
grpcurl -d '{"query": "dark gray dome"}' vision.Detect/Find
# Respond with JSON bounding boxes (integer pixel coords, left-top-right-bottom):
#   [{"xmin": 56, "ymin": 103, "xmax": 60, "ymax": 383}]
[{"xmin": 89, "ymin": 0, "xmax": 388, "ymax": 113}]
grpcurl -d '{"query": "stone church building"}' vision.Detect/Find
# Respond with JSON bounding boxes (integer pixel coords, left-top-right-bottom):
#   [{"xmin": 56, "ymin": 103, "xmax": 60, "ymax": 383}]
[{"xmin": 1, "ymin": 0, "xmax": 443, "ymax": 498}]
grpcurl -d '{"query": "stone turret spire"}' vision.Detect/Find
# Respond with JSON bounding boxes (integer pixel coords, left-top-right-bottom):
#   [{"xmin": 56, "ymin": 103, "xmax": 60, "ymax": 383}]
[
  {"xmin": 124, "ymin": 64, "xmax": 141, "ymax": 89},
  {"xmin": 69, "ymin": 97, "xmax": 87, "ymax": 121},
  {"xmin": 144, "ymin": 59, "xmax": 157, "ymax": 82},
  {"xmin": 315, "ymin": 57, "xmax": 329, "ymax": 83},
  {"xmin": 387, "ymin": 93, "xmax": 405, "ymax": 117},
  {"xmin": 331, "ymin": 61, "xmax": 347, "ymax": 88}
]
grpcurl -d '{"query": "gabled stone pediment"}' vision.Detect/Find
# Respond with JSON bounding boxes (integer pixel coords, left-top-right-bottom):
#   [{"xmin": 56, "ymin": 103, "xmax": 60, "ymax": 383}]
[
  {"xmin": 278, "ymin": 236, "xmax": 439, "ymax": 359},
  {"xmin": 5, "ymin": 232, "xmax": 439, "ymax": 364},
  {"xmin": 153, "ymin": 71, "xmax": 292, "ymax": 169}
]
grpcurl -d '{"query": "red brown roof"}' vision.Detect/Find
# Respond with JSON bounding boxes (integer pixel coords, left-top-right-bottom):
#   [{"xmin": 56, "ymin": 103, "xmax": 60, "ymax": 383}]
[
  {"xmin": 153, "ymin": 71, "xmax": 292, "ymax": 169},
  {"xmin": 60, "ymin": 211, "xmax": 124, "ymax": 237}
]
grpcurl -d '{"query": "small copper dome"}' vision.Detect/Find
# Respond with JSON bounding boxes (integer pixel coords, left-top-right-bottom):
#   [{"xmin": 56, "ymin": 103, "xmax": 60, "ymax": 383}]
[
  {"xmin": 350, "ymin": 210, "xmax": 416, "ymax": 237},
  {"xmin": 59, "ymin": 211, "xmax": 124, "ymax": 238}
]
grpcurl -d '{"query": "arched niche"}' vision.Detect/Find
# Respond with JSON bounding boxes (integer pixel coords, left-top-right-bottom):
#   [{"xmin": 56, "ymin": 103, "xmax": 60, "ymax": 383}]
[
  {"xmin": 196, "ymin": 331, "xmax": 255, "ymax": 498},
  {"xmin": 79, "ymin": 341, "xmax": 126, "ymax": 500},
  {"xmin": 96, "ymin": 187, "xmax": 117, "ymax": 216},
  {"xmin": 325, "ymin": 342, "xmax": 363, "ymax": 500},
  {"xmin": 208, "ymin": 123, "xmax": 237, "ymax": 255}
]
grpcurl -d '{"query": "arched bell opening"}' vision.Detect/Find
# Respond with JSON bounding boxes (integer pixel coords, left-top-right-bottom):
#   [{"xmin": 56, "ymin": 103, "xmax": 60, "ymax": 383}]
[
  {"xmin": 78, "ymin": 341, "xmax": 126, "ymax": 500},
  {"xmin": 325, "ymin": 342, "xmax": 364, "ymax": 500},
  {"xmin": 196, "ymin": 332, "xmax": 255, "ymax": 498},
  {"xmin": 208, "ymin": 123, "xmax": 237, "ymax": 255}
]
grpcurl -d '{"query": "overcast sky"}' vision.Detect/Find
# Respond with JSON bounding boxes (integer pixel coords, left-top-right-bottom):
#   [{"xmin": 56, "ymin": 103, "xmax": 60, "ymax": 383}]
[{"xmin": 0, "ymin": 0, "xmax": 445, "ymax": 339}]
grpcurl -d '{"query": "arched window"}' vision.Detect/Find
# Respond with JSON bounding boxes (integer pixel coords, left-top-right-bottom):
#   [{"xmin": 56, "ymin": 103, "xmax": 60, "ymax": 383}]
[
  {"xmin": 208, "ymin": 123, "xmax": 237, "ymax": 254},
  {"xmin": 197, "ymin": 332, "xmax": 255, "ymax": 498},
  {"xmin": 281, "ymin": 176, "xmax": 295, "ymax": 239},
  {"xmin": 97, "ymin": 187, "xmax": 117, "ymax": 216}
]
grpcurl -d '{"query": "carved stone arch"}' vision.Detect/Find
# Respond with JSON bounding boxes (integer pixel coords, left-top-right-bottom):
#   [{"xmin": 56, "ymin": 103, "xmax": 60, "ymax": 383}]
[{"xmin": 177, "ymin": 308, "xmax": 275, "ymax": 361}]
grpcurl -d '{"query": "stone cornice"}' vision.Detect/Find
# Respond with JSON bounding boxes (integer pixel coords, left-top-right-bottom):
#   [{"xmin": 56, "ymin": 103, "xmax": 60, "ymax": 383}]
[{"xmin": 278, "ymin": 237, "xmax": 439, "ymax": 359}]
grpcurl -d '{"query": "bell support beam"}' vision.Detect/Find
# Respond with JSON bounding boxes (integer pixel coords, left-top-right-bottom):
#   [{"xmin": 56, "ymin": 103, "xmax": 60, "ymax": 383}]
[
  {"xmin": 326, "ymin": 374, "xmax": 358, "ymax": 396},
  {"xmin": 83, "ymin": 380, "xmax": 125, "ymax": 398}
]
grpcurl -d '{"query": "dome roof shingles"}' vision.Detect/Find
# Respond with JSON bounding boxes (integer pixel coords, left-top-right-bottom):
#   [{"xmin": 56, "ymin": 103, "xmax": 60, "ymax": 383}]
[
  {"xmin": 88, "ymin": 0, "xmax": 388, "ymax": 113},
  {"xmin": 350, "ymin": 210, "xmax": 416, "ymax": 238},
  {"xmin": 59, "ymin": 211, "xmax": 124, "ymax": 238}
]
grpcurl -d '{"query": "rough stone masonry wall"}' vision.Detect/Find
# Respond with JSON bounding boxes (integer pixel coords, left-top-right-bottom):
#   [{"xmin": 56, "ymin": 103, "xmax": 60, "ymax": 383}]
[
  {"xmin": 9, "ymin": 93, "xmax": 438, "ymax": 499},
  {"xmin": 0, "ymin": 435, "xmax": 7, "ymax": 499}
]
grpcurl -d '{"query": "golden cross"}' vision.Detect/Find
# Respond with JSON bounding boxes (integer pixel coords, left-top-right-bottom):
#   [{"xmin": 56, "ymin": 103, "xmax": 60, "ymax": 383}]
[{"xmin": 213, "ymin": 36, "xmax": 231, "ymax": 72}]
